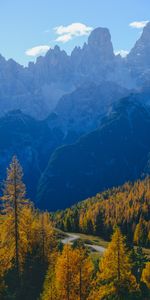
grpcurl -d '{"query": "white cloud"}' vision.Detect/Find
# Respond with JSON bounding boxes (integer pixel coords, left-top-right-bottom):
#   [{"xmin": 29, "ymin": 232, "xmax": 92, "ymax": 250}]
[
  {"xmin": 54, "ymin": 22, "xmax": 93, "ymax": 43},
  {"xmin": 129, "ymin": 20, "xmax": 149, "ymax": 29},
  {"xmin": 56, "ymin": 34, "xmax": 72, "ymax": 43},
  {"xmin": 25, "ymin": 45, "xmax": 50, "ymax": 57},
  {"xmin": 115, "ymin": 50, "xmax": 129, "ymax": 57}
]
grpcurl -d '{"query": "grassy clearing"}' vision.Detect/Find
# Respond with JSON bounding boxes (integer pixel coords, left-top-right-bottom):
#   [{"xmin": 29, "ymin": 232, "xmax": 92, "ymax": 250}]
[
  {"xmin": 70, "ymin": 232, "xmax": 109, "ymax": 248},
  {"xmin": 54, "ymin": 228, "xmax": 67, "ymax": 239}
]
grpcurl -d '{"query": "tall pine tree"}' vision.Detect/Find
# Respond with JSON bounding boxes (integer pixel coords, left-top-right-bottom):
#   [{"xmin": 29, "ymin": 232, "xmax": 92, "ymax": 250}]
[
  {"xmin": 91, "ymin": 228, "xmax": 139, "ymax": 300},
  {"xmin": 1, "ymin": 156, "xmax": 27, "ymax": 284}
]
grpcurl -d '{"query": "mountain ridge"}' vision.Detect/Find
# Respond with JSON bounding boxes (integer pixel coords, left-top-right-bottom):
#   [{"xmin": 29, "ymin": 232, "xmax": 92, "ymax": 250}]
[
  {"xmin": 37, "ymin": 95, "xmax": 150, "ymax": 210},
  {"xmin": 0, "ymin": 23, "xmax": 150, "ymax": 118}
]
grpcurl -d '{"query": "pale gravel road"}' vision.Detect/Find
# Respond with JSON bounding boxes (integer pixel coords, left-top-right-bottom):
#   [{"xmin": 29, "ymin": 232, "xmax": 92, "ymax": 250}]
[{"xmin": 61, "ymin": 233, "xmax": 105, "ymax": 253}]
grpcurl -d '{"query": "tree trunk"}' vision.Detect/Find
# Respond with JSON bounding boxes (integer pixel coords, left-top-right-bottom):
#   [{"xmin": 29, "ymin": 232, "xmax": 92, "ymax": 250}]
[
  {"xmin": 79, "ymin": 264, "xmax": 82, "ymax": 300},
  {"xmin": 67, "ymin": 245, "xmax": 70, "ymax": 300},
  {"xmin": 117, "ymin": 235, "xmax": 121, "ymax": 281}
]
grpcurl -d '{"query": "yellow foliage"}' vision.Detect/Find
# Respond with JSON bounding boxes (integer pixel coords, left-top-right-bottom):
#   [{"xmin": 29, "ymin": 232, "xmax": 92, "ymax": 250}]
[
  {"xmin": 91, "ymin": 228, "xmax": 139, "ymax": 299},
  {"xmin": 142, "ymin": 262, "xmax": 150, "ymax": 289},
  {"xmin": 54, "ymin": 244, "xmax": 93, "ymax": 300}
]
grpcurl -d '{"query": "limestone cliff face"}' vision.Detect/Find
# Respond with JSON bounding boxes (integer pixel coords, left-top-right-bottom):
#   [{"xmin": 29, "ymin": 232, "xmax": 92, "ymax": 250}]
[
  {"xmin": 127, "ymin": 22, "xmax": 150, "ymax": 69},
  {"xmin": 127, "ymin": 22, "xmax": 150, "ymax": 85}
]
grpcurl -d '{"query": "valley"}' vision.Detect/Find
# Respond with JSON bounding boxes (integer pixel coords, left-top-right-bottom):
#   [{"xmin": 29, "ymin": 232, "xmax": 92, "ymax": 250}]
[{"xmin": 0, "ymin": 10, "xmax": 150, "ymax": 299}]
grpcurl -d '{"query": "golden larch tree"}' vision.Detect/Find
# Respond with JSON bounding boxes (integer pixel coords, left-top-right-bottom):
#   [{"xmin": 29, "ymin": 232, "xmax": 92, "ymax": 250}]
[
  {"xmin": 92, "ymin": 228, "xmax": 139, "ymax": 299},
  {"xmin": 55, "ymin": 244, "xmax": 93, "ymax": 300},
  {"xmin": 141, "ymin": 261, "xmax": 150, "ymax": 289},
  {"xmin": 1, "ymin": 156, "xmax": 28, "ymax": 283}
]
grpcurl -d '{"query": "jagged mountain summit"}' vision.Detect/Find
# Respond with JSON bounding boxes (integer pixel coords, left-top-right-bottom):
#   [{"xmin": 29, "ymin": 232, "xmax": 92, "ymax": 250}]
[
  {"xmin": 127, "ymin": 21, "xmax": 150, "ymax": 84},
  {"xmin": 0, "ymin": 23, "xmax": 150, "ymax": 118},
  {"xmin": 70, "ymin": 27, "xmax": 115, "ymax": 80}
]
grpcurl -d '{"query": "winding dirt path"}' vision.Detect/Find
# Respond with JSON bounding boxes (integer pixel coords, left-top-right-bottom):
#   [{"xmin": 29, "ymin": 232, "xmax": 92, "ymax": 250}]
[{"xmin": 61, "ymin": 233, "xmax": 105, "ymax": 253}]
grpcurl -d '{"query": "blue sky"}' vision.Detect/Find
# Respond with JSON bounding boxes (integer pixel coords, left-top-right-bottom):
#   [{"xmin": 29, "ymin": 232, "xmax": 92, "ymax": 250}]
[{"xmin": 0, "ymin": 0, "xmax": 150, "ymax": 65}]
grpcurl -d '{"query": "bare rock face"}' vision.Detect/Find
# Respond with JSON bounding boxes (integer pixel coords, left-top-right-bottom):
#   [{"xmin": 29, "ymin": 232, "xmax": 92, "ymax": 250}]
[
  {"xmin": 71, "ymin": 27, "xmax": 115, "ymax": 82},
  {"xmin": 127, "ymin": 22, "xmax": 150, "ymax": 67},
  {"xmin": 53, "ymin": 81, "xmax": 128, "ymax": 135},
  {"xmin": 127, "ymin": 22, "xmax": 150, "ymax": 84},
  {"xmin": 27, "ymin": 46, "xmax": 74, "ymax": 113},
  {"xmin": 88, "ymin": 27, "xmax": 114, "ymax": 59}
]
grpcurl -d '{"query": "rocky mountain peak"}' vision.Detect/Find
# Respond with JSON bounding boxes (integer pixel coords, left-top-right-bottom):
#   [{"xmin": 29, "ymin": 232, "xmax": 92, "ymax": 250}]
[
  {"xmin": 127, "ymin": 21, "xmax": 150, "ymax": 70},
  {"xmin": 70, "ymin": 27, "xmax": 115, "ymax": 82},
  {"xmin": 141, "ymin": 21, "xmax": 150, "ymax": 41},
  {"xmin": 87, "ymin": 27, "xmax": 114, "ymax": 60},
  {"xmin": 88, "ymin": 27, "xmax": 112, "ymax": 49}
]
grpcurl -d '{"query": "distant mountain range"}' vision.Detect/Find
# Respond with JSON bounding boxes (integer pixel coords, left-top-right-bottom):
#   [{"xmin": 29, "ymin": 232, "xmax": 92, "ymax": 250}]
[
  {"xmin": 0, "ymin": 22, "xmax": 150, "ymax": 119},
  {"xmin": 1, "ymin": 23, "xmax": 150, "ymax": 210}
]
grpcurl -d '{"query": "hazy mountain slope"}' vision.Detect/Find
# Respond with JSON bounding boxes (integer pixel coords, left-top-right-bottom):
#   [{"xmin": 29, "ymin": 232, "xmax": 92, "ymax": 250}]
[
  {"xmin": 47, "ymin": 81, "xmax": 129, "ymax": 136},
  {"xmin": 0, "ymin": 110, "xmax": 65, "ymax": 198},
  {"xmin": 0, "ymin": 82, "xmax": 128, "ymax": 201},
  {"xmin": 37, "ymin": 97, "xmax": 150, "ymax": 210}
]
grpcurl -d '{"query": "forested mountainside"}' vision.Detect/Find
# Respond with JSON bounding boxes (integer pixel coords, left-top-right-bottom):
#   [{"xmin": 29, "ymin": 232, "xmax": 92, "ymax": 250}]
[
  {"xmin": 0, "ymin": 158, "xmax": 150, "ymax": 300},
  {"xmin": 54, "ymin": 177, "xmax": 150, "ymax": 247}
]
